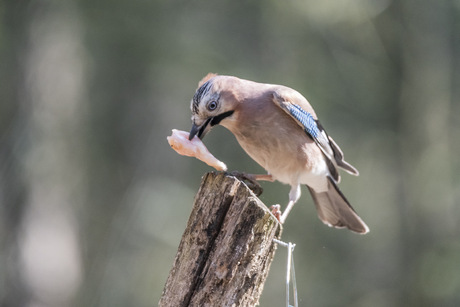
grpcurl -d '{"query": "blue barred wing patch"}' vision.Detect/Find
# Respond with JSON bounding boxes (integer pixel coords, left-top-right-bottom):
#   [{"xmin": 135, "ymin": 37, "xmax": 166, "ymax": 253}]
[{"xmin": 288, "ymin": 104, "xmax": 320, "ymax": 138}]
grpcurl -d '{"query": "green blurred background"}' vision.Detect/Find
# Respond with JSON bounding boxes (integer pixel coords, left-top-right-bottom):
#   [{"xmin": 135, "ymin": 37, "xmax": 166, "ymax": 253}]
[{"xmin": 1, "ymin": 0, "xmax": 459, "ymax": 306}]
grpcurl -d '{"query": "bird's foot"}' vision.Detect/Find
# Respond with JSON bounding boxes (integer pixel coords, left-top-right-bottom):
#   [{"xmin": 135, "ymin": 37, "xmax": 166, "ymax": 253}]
[
  {"xmin": 270, "ymin": 204, "xmax": 282, "ymax": 223},
  {"xmin": 229, "ymin": 171, "xmax": 264, "ymax": 196}
]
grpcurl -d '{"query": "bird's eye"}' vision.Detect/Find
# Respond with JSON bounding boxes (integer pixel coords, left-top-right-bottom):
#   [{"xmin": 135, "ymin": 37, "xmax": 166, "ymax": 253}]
[{"xmin": 207, "ymin": 101, "xmax": 218, "ymax": 111}]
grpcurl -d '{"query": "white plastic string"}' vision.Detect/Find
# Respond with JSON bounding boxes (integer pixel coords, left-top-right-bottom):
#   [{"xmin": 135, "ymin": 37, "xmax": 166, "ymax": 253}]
[
  {"xmin": 290, "ymin": 243, "xmax": 298, "ymax": 307},
  {"xmin": 273, "ymin": 239, "xmax": 298, "ymax": 307}
]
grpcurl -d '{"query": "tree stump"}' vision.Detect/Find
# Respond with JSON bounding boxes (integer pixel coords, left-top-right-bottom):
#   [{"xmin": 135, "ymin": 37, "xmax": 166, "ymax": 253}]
[{"xmin": 159, "ymin": 172, "xmax": 282, "ymax": 307}]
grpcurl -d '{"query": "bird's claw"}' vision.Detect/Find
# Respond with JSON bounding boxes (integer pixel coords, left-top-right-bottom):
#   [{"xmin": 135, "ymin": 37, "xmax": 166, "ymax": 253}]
[
  {"xmin": 229, "ymin": 171, "xmax": 263, "ymax": 196},
  {"xmin": 270, "ymin": 204, "xmax": 282, "ymax": 223}
]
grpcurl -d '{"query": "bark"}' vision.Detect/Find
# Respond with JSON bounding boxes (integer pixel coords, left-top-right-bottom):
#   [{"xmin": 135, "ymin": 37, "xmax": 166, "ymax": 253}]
[{"xmin": 159, "ymin": 172, "xmax": 282, "ymax": 307}]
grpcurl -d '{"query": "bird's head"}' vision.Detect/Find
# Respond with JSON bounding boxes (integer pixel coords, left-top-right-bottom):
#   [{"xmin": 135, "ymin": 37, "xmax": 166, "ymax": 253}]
[{"xmin": 189, "ymin": 73, "xmax": 237, "ymax": 140}]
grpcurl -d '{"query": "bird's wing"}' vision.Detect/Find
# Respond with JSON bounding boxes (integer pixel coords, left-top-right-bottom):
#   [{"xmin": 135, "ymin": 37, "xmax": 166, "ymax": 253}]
[{"xmin": 271, "ymin": 88, "xmax": 359, "ymax": 180}]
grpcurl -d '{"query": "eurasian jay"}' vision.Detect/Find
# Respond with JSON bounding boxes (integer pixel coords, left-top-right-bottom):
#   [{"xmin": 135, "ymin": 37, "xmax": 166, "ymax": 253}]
[{"xmin": 188, "ymin": 73, "xmax": 369, "ymax": 234}]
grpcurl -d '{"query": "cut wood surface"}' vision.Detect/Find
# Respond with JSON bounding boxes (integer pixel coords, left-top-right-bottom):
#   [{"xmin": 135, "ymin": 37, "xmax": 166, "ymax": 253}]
[{"xmin": 159, "ymin": 172, "xmax": 282, "ymax": 307}]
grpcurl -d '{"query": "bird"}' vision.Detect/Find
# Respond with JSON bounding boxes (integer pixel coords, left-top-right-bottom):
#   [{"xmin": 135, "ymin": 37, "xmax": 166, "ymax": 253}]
[{"xmin": 188, "ymin": 73, "xmax": 369, "ymax": 234}]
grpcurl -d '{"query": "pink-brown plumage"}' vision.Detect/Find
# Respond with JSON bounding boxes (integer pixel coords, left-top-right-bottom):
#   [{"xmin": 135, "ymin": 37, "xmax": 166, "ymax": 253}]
[{"xmin": 187, "ymin": 74, "xmax": 368, "ymax": 234}]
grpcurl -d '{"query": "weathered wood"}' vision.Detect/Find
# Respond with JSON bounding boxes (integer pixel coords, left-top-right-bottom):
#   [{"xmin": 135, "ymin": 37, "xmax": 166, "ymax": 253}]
[{"xmin": 159, "ymin": 172, "xmax": 282, "ymax": 307}]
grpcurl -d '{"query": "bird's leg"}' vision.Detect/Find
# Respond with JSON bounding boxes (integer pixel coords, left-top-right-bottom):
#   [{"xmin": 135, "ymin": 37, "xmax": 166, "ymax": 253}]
[
  {"xmin": 276, "ymin": 185, "xmax": 301, "ymax": 224},
  {"xmin": 250, "ymin": 174, "xmax": 274, "ymax": 182},
  {"xmin": 230, "ymin": 171, "xmax": 274, "ymax": 182},
  {"xmin": 230, "ymin": 171, "xmax": 273, "ymax": 196},
  {"xmin": 280, "ymin": 200, "xmax": 295, "ymax": 224}
]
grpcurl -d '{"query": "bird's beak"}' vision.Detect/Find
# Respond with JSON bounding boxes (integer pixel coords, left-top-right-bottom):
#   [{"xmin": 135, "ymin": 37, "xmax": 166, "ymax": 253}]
[
  {"xmin": 189, "ymin": 111, "xmax": 234, "ymax": 140},
  {"xmin": 189, "ymin": 123, "xmax": 201, "ymax": 140},
  {"xmin": 189, "ymin": 118, "xmax": 212, "ymax": 140}
]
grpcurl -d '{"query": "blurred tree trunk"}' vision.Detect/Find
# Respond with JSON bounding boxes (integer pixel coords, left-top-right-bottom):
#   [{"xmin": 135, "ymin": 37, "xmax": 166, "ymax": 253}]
[
  {"xmin": 398, "ymin": 0, "xmax": 455, "ymax": 305},
  {"xmin": 0, "ymin": 2, "xmax": 86, "ymax": 306},
  {"xmin": 159, "ymin": 172, "xmax": 281, "ymax": 307},
  {"xmin": 0, "ymin": 2, "xmax": 31, "ymax": 306}
]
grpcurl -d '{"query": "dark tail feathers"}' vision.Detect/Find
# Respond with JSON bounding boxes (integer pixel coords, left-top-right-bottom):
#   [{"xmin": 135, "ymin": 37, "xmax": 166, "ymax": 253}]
[{"xmin": 307, "ymin": 177, "xmax": 369, "ymax": 234}]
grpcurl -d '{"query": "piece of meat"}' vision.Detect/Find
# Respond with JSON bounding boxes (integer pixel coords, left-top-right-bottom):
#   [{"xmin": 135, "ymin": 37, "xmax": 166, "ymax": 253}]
[{"xmin": 167, "ymin": 129, "xmax": 227, "ymax": 171}]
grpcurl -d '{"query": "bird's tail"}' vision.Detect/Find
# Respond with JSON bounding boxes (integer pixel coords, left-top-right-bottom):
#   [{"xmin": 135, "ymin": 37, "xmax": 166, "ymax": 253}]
[{"xmin": 307, "ymin": 177, "xmax": 369, "ymax": 234}]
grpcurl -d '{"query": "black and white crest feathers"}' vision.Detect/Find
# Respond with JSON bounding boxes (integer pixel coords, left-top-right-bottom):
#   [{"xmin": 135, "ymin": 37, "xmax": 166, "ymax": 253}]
[{"xmin": 192, "ymin": 80, "xmax": 214, "ymax": 114}]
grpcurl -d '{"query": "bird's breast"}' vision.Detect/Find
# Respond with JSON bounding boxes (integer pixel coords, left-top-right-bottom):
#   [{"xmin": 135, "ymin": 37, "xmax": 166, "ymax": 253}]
[{"xmin": 224, "ymin": 107, "xmax": 329, "ymax": 188}]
